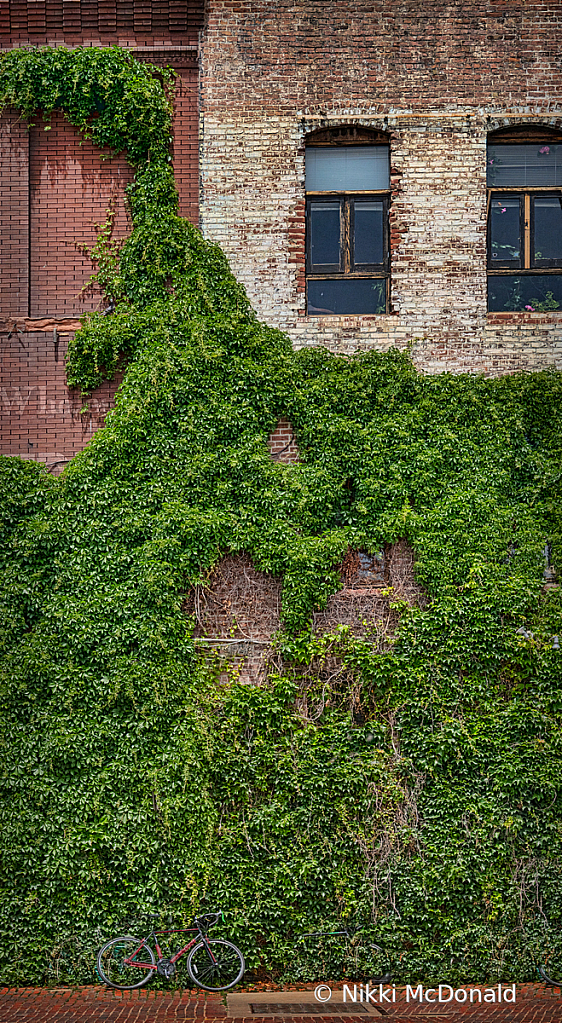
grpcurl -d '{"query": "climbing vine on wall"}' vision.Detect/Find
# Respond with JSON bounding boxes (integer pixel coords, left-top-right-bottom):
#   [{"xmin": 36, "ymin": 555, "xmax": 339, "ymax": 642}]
[
  {"xmin": 1, "ymin": 47, "xmax": 562, "ymax": 988},
  {"xmin": 0, "ymin": 45, "xmax": 174, "ymax": 161}
]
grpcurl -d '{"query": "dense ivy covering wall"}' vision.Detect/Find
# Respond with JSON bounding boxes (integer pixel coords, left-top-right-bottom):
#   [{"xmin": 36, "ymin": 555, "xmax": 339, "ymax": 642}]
[{"xmin": 1, "ymin": 47, "xmax": 562, "ymax": 988}]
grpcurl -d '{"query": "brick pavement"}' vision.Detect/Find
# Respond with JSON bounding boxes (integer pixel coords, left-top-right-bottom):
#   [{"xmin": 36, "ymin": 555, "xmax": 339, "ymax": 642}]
[{"xmin": 0, "ymin": 985, "xmax": 560, "ymax": 1023}]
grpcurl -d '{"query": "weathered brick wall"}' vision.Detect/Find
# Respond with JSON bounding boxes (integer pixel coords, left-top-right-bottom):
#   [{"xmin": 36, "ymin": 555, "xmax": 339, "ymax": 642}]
[
  {"xmin": 200, "ymin": 0, "xmax": 562, "ymax": 375},
  {"xmin": 187, "ymin": 544, "xmax": 423, "ymax": 683},
  {"xmin": 0, "ymin": 0, "xmax": 203, "ymax": 462}
]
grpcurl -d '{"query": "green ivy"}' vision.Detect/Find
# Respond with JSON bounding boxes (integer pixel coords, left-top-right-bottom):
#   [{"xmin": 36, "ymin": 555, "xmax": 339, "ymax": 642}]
[
  {"xmin": 0, "ymin": 45, "xmax": 174, "ymax": 163},
  {"xmin": 1, "ymin": 46, "xmax": 562, "ymax": 989}
]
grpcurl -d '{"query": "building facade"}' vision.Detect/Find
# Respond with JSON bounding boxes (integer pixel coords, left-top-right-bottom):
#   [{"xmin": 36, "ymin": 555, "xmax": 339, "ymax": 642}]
[
  {"xmin": 2, "ymin": 1, "xmax": 562, "ymax": 465},
  {"xmin": 0, "ymin": 0, "xmax": 202, "ymax": 466},
  {"xmin": 200, "ymin": 0, "xmax": 562, "ymax": 375}
]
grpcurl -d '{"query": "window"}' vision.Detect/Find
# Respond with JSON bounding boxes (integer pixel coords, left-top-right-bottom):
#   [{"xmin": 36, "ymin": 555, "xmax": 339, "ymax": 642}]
[
  {"xmin": 305, "ymin": 127, "xmax": 390, "ymax": 315},
  {"xmin": 487, "ymin": 128, "xmax": 562, "ymax": 312}
]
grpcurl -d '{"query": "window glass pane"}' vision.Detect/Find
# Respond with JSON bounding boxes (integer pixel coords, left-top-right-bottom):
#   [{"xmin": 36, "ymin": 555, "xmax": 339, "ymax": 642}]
[
  {"xmin": 489, "ymin": 197, "xmax": 521, "ymax": 263},
  {"xmin": 353, "ymin": 201, "xmax": 384, "ymax": 265},
  {"xmin": 309, "ymin": 201, "xmax": 341, "ymax": 267},
  {"xmin": 487, "ymin": 143, "xmax": 562, "ymax": 186},
  {"xmin": 306, "ymin": 146, "xmax": 389, "ymax": 191},
  {"xmin": 488, "ymin": 274, "xmax": 562, "ymax": 312},
  {"xmin": 534, "ymin": 197, "xmax": 562, "ymax": 262},
  {"xmin": 308, "ymin": 278, "xmax": 386, "ymax": 315}
]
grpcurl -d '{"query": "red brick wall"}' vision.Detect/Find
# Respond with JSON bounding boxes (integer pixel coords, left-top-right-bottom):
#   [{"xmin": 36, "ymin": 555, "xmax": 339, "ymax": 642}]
[
  {"xmin": 0, "ymin": 109, "xmax": 29, "ymax": 317},
  {"xmin": 172, "ymin": 63, "xmax": 199, "ymax": 224},
  {"xmin": 267, "ymin": 417, "xmax": 299, "ymax": 463},
  {"xmin": 0, "ymin": 0, "xmax": 203, "ymax": 463},
  {"xmin": 1, "ymin": 0, "xmax": 203, "ymax": 43},
  {"xmin": 1, "ymin": 55, "xmax": 200, "ymax": 323},
  {"xmin": 29, "ymin": 111, "xmax": 134, "ymax": 318},
  {"xmin": 136, "ymin": 50, "xmax": 199, "ymax": 224},
  {"xmin": 0, "ymin": 330, "xmax": 122, "ymax": 467}
]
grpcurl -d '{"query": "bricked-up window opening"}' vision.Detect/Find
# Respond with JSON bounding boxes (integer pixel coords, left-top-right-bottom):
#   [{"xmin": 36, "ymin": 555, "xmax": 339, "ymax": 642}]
[
  {"xmin": 487, "ymin": 127, "xmax": 562, "ymax": 312},
  {"xmin": 305, "ymin": 127, "xmax": 390, "ymax": 315}
]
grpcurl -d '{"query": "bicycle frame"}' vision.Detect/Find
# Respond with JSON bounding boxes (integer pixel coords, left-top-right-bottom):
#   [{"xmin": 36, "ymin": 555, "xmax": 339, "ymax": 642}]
[{"xmin": 124, "ymin": 925, "xmax": 216, "ymax": 971}]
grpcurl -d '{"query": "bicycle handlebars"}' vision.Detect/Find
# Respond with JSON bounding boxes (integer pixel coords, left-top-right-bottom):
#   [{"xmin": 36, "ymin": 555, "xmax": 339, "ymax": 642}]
[
  {"xmin": 194, "ymin": 911, "xmax": 222, "ymax": 930},
  {"xmin": 136, "ymin": 909, "xmax": 223, "ymax": 931}
]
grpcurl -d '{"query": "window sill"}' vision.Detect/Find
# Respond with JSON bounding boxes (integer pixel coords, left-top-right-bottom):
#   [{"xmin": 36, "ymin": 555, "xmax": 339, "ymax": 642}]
[{"xmin": 299, "ymin": 312, "xmax": 397, "ymax": 320}]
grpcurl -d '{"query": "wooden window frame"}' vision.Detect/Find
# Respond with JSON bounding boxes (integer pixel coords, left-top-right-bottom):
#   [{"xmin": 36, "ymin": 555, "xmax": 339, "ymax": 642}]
[
  {"xmin": 487, "ymin": 130, "xmax": 562, "ymax": 310},
  {"xmin": 305, "ymin": 131, "xmax": 390, "ymax": 315},
  {"xmin": 306, "ymin": 193, "xmax": 390, "ymax": 277},
  {"xmin": 487, "ymin": 187, "xmax": 562, "ymax": 274}
]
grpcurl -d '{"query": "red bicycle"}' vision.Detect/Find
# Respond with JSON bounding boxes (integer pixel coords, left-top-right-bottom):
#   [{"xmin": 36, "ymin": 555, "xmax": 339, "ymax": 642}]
[{"xmin": 96, "ymin": 911, "xmax": 245, "ymax": 991}]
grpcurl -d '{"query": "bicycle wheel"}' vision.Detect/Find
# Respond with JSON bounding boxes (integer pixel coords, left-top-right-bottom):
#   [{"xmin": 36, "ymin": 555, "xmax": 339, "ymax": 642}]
[
  {"xmin": 97, "ymin": 935, "xmax": 156, "ymax": 990},
  {"xmin": 539, "ymin": 962, "xmax": 562, "ymax": 987},
  {"xmin": 187, "ymin": 938, "xmax": 245, "ymax": 991}
]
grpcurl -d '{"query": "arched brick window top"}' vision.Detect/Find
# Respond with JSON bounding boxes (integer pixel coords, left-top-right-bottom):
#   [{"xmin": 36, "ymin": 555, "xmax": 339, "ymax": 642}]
[
  {"xmin": 487, "ymin": 123, "xmax": 562, "ymax": 314},
  {"xmin": 488, "ymin": 124, "xmax": 562, "ymax": 144},
  {"xmin": 305, "ymin": 125, "xmax": 389, "ymax": 147}
]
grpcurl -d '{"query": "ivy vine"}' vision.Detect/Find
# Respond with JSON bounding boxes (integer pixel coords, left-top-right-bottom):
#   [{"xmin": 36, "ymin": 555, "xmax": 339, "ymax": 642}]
[
  {"xmin": 1, "ymin": 46, "xmax": 562, "ymax": 989},
  {"xmin": 0, "ymin": 45, "xmax": 174, "ymax": 162}
]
